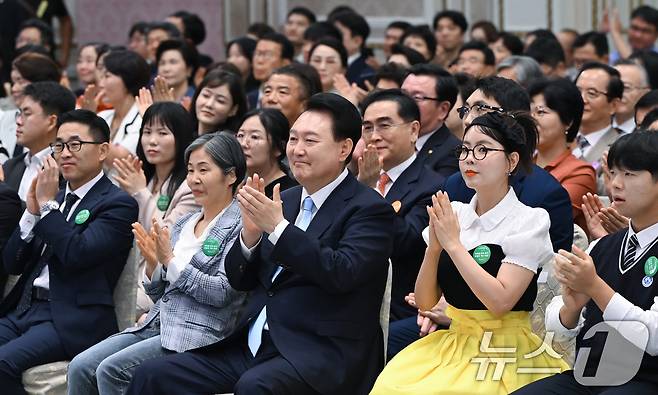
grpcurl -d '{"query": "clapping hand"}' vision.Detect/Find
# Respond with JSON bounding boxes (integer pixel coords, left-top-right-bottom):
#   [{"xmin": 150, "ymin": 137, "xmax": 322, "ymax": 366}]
[
  {"xmin": 406, "ymin": 293, "xmax": 452, "ymax": 336},
  {"xmin": 553, "ymin": 246, "xmax": 598, "ymax": 295},
  {"xmin": 113, "ymin": 155, "xmax": 146, "ymax": 195},
  {"xmin": 151, "ymin": 218, "xmax": 173, "ymax": 267},
  {"xmin": 582, "ymin": 193, "xmax": 629, "ymax": 239},
  {"xmin": 35, "ymin": 156, "xmax": 60, "ymax": 208},
  {"xmin": 135, "ymin": 87, "xmax": 154, "ymax": 118},
  {"xmin": 427, "ymin": 191, "xmax": 461, "ymax": 253},
  {"xmin": 151, "ymin": 76, "xmax": 175, "ymax": 102},
  {"xmin": 356, "ymin": 143, "xmax": 382, "ymax": 188},
  {"xmin": 133, "ymin": 222, "xmax": 157, "ymax": 277},
  {"xmin": 237, "ymin": 174, "xmax": 284, "ymax": 235},
  {"xmin": 80, "ymin": 84, "xmax": 103, "ymax": 111}
]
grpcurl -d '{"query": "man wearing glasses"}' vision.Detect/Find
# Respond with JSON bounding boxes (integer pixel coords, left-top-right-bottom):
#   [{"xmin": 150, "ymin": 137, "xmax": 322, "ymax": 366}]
[
  {"xmin": 358, "ymin": 89, "xmax": 444, "ymax": 360},
  {"xmin": 401, "ymin": 64, "xmax": 461, "ymax": 178},
  {"xmin": 0, "ymin": 109, "xmax": 138, "ymax": 393},
  {"xmin": 614, "ymin": 61, "xmax": 650, "ymax": 134},
  {"xmin": 573, "ymin": 62, "xmax": 624, "ymax": 195},
  {"xmin": 2, "ymin": 82, "xmax": 75, "ymax": 203}
]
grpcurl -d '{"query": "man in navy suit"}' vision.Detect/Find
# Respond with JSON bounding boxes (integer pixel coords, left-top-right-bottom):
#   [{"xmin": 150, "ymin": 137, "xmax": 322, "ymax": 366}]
[
  {"xmin": 127, "ymin": 93, "xmax": 395, "ymax": 394},
  {"xmin": 331, "ymin": 11, "xmax": 375, "ymax": 88},
  {"xmin": 0, "ymin": 176, "xmax": 21, "ymax": 296},
  {"xmin": 401, "ymin": 64, "xmax": 462, "ymax": 178},
  {"xmin": 0, "ymin": 110, "xmax": 137, "ymax": 394},
  {"xmin": 358, "ymin": 90, "xmax": 445, "ymax": 360}
]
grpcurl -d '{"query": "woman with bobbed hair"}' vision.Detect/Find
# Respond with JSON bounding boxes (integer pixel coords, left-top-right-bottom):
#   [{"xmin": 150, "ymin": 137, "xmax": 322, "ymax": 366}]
[
  {"xmin": 236, "ymin": 108, "xmax": 297, "ymax": 198},
  {"xmin": 528, "ymin": 77, "xmax": 596, "ymax": 233},
  {"xmin": 67, "ymin": 132, "xmax": 248, "ymax": 394},
  {"xmin": 155, "ymin": 39, "xmax": 199, "ymax": 103},
  {"xmin": 309, "ymin": 38, "xmax": 347, "ymax": 93},
  {"xmin": 372, "ymin": 111, "xmax": 569, "ymax": 394},
  {"xmin": 190, "ymin": 69, "xmax": 247, "ymax": 135},
  {"xmin": 97, "ymin": 50, "xmax": 151, "ymax": 167}
]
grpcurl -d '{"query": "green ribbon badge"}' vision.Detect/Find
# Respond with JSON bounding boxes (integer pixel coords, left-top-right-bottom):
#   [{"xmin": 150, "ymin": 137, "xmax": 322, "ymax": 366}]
[
  {"xmin": 156, "ymin": 195, "xmax": 171, "ymax": 211},
  {"xmin": 645, "ymin": 256, "xmax": 658, "ymax": 277},
  {"xmin": 202, "ymin": 238, "xmax": 220, "ymax": 256},
  {"xmin": 472, "ymin": 245, "xmax": 491, "ymax": 265},
  {"xmin": 75, "ymin": 209, "xmax": 90, "ymax": 225}
]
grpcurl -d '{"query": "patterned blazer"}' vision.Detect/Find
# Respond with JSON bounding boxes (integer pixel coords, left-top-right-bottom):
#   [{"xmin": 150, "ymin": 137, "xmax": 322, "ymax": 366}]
[{"xmin": 125, "ymin": 199, "xmax": 247, "ymax": 352}]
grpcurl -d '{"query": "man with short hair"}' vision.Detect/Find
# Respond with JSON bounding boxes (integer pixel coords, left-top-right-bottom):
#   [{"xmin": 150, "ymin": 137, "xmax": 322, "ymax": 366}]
[
  {"xmin": 433, "ymin": 10, "xmax": 468, "ymax": 67},
  {"xmin": 3, "ymin": 81, "xmax": 76, "ymax": 202},
  {"xmin": 604, "ymin": 5, "xmax": 658, "ymax": 64},
  {"xmin": 262, "ymin": 64, "xmax": 322, "ymax": 126},
  {"xmin": 283, "ymin": 6, "xmax": 316, "ymax": 62},
  {"xmin": 0, "ymin": 109, "xmax": 138, "ymax": 393},
  {"xmin": 572, "ymin": 31, "xmax": 609, "ymax": 70},
  {"xmin": 15, "ymin": 18, "xmax": 54, "ymax": 53},
  {"xmin": 525, "ymin": 38, "xmax": 567, "ymax": 77},
  {"xmin": 127, "ymin": 93, "xmax": 395, "ymax": 395},
  {"xmin": 573, "ymin": 62, "xmax": 624, "ymax": 173},
  {"xmin": 358, "ymin": 89, "xmax": 444, "ymax": 358},
  {"xmin": 247, "ymin": 32, "xmax": 294, "ymax": 109},
  {"xmin": 331, "ymin": 11, "xmax": 375, "ymax": 88},
  {"xmin": 384, "ymin": 21, "xmax": 411, "ymax": 58},
  {"xmin": 400, "ymin": 64, "xmax": 461, "ymax": 178},
  {"xmin": 614, "ymin": 61, "xmax": 651, "ymax": 133},
  {"xmin": 456, "ymin": 40, "xmax": 496, "ymax": 77}
]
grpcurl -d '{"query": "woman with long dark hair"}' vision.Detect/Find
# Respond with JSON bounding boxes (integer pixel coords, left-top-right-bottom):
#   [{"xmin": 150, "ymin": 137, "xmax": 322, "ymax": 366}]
[{"xmin": 190, "ymin": 69, "xmax": 247, "ymax": 135}]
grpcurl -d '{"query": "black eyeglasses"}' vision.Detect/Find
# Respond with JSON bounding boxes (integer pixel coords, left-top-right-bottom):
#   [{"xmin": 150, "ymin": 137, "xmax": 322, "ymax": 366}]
[
  {"xmin": 454, "ymin": 144, "xmax": 506, "ymax": 161},
  {"xmin": 50, "ymin": 140, "xmax": 103, "ymax": 153},
  {"xmin": 457, "ymin": 103, "xmax": 506, "ymax": 120}
]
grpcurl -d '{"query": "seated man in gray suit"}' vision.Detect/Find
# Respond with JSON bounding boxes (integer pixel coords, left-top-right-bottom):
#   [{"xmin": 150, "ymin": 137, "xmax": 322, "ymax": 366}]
[
  {"xmin": 573, "ymin": 62, "xmax": 624, "ymax": 195},
  {"xmin": 67, "ymin": 133, "xmax": 248, "ymax": 395}
]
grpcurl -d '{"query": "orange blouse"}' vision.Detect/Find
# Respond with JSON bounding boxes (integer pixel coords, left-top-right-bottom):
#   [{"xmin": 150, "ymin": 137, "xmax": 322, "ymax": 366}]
[{"xmin": 543, "ymin": 150, "xmax": 597, "ymax": 235}]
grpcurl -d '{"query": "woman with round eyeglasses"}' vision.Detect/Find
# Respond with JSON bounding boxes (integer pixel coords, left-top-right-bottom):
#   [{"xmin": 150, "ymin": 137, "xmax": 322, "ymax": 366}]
[
  {"xmin": 371, "ymin": 111, "xmax": 569, "ymax": 395},
  {"xmin": 528, "ymin": 78, "xmax": 596, "ymax": 235}
]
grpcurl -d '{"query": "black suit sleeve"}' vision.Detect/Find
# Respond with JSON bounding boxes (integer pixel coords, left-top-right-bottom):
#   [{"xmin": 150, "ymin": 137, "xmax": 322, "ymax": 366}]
[
  {"xmin": 0, "ymin": 184, "xmax": 21, "ymax": 270},
  {"xmin": 225, "ymin": 236, "xmax": 263, "ymax": 292},
  {"xmin": 32, "ymin": 193, "xmax": 138, "ymax": 273},
  {"xmin": 543, "ymin": 184, "xmax": 574, "ymax": 252},
  {"xmin": 272, "ymin": 199, "xmax": 395, "ymax": 294}
]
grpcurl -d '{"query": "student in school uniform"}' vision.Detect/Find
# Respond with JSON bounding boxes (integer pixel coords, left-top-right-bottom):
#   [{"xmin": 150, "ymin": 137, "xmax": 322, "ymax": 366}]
[{"xmin": 512, "ymin": 131, "xmax": 658, "ymax": 394}]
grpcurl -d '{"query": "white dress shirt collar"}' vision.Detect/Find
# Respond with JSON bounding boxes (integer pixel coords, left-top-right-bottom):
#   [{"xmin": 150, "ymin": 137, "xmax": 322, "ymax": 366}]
[
  {"xmin": 613, "ymin": 116, "xmax": 635, "ymax": 134},
  {"xmin": 300, "ymin": 168, "xmax": 349, "ymax": 212},
  {"xmin": 383, "ymin": 153, "xmax": 416, "ymax": 184},
  {"xmin": 461, "ymin": 187, "xmax": 518, "ymax": 231},
  {"xmin": 578, "ymin": 125, "xmax": 611, "ymax": 147},
  {"xmin": 347, "ymin": 52, "xmax": 361, "ymax": 66},
  {"xmin": 628, "ymin": 219, "xmax": 658, "ymax": 251},
  {"xmin": 415, "ymin": 128, "xmax": 439, "ymax": 152},
  {"xmin": 65, "ymin": 170, "xmax": 104, "ymax": 201},
  {"xmin": 23, "ymin": 146, "xmax": 51, "ymax": 166}
]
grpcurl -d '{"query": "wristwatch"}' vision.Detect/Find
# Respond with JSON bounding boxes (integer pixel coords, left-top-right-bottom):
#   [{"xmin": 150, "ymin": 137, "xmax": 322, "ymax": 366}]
[{"xmin": 39, "ymin": 200, "xmax": 60, "ymax": 216}]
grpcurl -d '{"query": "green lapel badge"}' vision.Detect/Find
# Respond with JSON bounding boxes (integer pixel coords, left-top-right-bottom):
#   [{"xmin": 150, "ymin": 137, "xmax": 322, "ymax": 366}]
[
  {"xmin": 645, "ymin": 256, "xmax": 658, "ymax": 277},
  {"xmin": 202, "ymin": 238, "xmax": 220, "ymax": 256},
  {"xmin": 473, "ymin": 245, "xmax": 491, "ymax": 265},
  {"xmin": 75, "ymin": 209, "xmax": 90, "ymax": 225},
  {"xmin": 157, "ymin": 195, "xmax": 171, "ymax": 211}
]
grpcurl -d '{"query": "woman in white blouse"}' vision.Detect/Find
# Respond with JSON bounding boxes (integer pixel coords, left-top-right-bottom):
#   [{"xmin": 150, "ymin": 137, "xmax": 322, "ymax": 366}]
[
  {"xmin": 97, "ymin": 50, "xmax": 150, "ymax": 169},
  {"xmin": 112, "ymin": 102, "xmax": 199, "ymax": 318},
  {"xmin": 372, "ymin": 111, "xmax": 569, "ymax": 394},
  {"xmin": 68, "ymin": 132, "xmax": 247, "ymax": 395}
]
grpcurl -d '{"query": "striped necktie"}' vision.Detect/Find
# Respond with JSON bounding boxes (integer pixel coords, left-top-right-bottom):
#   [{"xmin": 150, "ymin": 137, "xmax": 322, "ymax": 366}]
[{"xmin": 622, "ymin": 234, "xmax": 639, "ymax": 271}]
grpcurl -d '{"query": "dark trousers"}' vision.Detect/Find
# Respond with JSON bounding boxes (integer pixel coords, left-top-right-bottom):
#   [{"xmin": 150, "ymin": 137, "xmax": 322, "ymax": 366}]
[
  {"xmin": 386, "ymin": 316, "xmax": 419, "ymax": 360},
  {"xmin": 511, "ymin": 370, "xmax": 658, "ymax": 395},
  {"xmin": 126, "ymin": 329, "xmax": 320, "ymax": 395},
  {"xmin": 0, "ymin": 301, "xmax": 68, "ymax": 395}
]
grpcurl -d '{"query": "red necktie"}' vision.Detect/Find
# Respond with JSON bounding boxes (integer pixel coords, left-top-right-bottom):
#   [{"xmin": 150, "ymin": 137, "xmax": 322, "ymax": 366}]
[{"xmin": 378, "ymin": 172, "xmax": 391, "ymax": 196}]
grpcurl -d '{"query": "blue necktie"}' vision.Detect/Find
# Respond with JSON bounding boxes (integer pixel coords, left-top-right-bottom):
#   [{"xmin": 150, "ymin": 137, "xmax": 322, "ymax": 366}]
[{"xmin": 247, "ymin": 196, "xmax": 316, "ymax": 356}]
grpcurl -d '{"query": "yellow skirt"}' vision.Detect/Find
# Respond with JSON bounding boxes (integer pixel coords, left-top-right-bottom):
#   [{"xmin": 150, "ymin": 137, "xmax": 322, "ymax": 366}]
[{"xmin": 370, "ymin": 306, "xmax": 570, "ymax": 395}]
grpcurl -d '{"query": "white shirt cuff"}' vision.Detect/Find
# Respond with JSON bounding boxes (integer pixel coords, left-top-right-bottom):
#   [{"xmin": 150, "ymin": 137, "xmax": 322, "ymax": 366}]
[
  {"xmin": 164, "ymin": 256, "xmax": 185, "ymax": 283},
  {"xmin": 240, "ymin": 231, "xmax": 262, "ymax": 261},
  {"xmin": 545, "ymin": 295, "xmax": 583, "ymax": 338},
  {"xmin": 267, "ymin": 219, "xmax": 290, "ymax": 245},
  {"xmin": 19, "ymin": 210, "xmax": 40, "ymax": 241}
]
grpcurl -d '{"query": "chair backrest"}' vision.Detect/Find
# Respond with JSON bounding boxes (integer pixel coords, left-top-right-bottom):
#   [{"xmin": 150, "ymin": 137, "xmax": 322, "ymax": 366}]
[
  {"xmin": 113, "ymin": 245, "xmax": 138, "ymax": 331},
  {"xmin": 379, "ymin": 260, "xmax": 393, "ymax": 357}
]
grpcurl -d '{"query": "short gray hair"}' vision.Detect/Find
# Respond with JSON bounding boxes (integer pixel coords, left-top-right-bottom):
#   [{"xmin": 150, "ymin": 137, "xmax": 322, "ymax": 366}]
[
  {"xmin": 497, "ymin": 56, "xmax": 543, "ymax": 88},
  {"xmin": 184, "ymin": 131, "xmax": 246, "ymax": 194}
]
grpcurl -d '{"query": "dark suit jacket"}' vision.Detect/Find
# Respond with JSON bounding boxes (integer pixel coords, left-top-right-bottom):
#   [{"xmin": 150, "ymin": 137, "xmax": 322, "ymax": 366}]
[
  {"xmin": 416, "ymin": 124, "xmax": 461, "ymax": 179},
  {"xmin": 225, "ymin": 173, "xmax": 395, "ymax": 395},
  {"xmin": 1, "ymin": 175, "xmax": 138, "ymax": 357},
  {"xmin": 346, "ymin": 54, "xmax": 375, "ymax": 89},
  {"xmin": 0, "ymin": 182, "xmax": 21, "ymax": 294},
  {"xmin": 2, "ymin": 152, "xmax": 27, "ymax": 193},
  {"xmin": 443, "ymin": 164, "xmax": 573, "ymax": 252},
  {"xmin": 246, "ymin": 88, "xmax": 259, "ymax": 110},
  {"xmin": 385, "ymin": 157, "xmax": 444, "ymax": 320}
]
